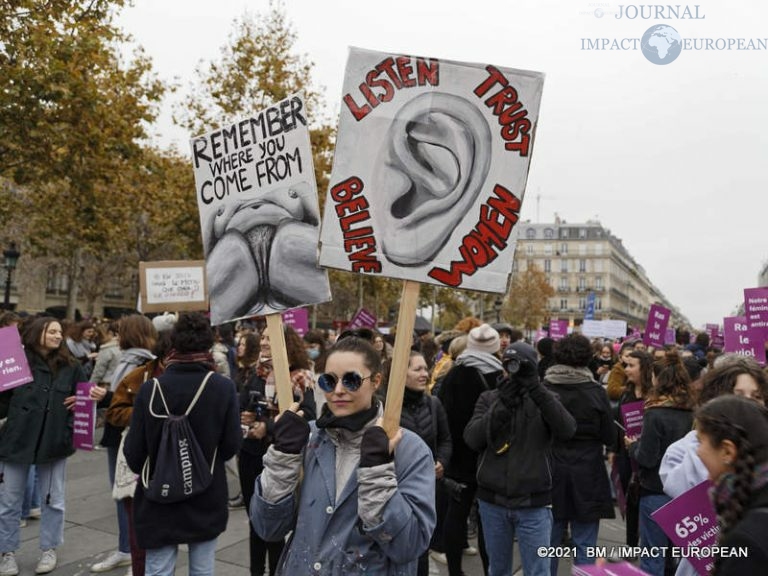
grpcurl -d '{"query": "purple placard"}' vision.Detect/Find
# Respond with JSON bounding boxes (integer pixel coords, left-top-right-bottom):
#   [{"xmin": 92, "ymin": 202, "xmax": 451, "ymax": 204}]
[
  {"xmin": 744, "ymin": 287, "xmax": 768, "ymax": 361},
  {"xmin": 651, "ymin": 480, "xmax": 719, "ymax": 576},
  {"xmin": 620, "ymin": 401, "xmax": 644, "ymax": 439},
  {"xmin": 0, "ymin": 326, "xmax": 33, "ymax": 392},
  {"xmin": 549, "ymin": 319, "xmax": 568, "ymax": 341},
  {"xmin": 73, "ymin": 382, "xmax": 96, "ymax": 450},
  {"xmin": 712, "ymin": 329, "xmax": 724, "ymax": 349},
  {"xmin": 281, "ymin": 308, "xmax": 309, "ymax": 337},
  {"xmin": 572, "ymin": 562, "xmax": 650, "ymax": 575},
  {"xmin": 629, "ymin": 327, "xmax": 642, "ymax": 340},
  {"xmin": 664, "ymin": 327, "xmax": 676, "ymax": 345},
  {"xmin": 348, "ymin": 307, "xmax": 377, "ymax": 330},
  {"xmin": 723, "ymin": 316, "xmax": 766, "ymax": 364},
  {"xmin": 705, "ymin": 323, "xmax": 719, "ymax": 339},
  {"xmin": 643, "ymin": 304, "xmax": 671, "ymax": 348}
]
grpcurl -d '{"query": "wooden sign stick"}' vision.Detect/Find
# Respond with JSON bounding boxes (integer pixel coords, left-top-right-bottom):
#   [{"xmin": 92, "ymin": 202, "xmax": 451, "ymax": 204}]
[
  {"xmin": 382, "ymin": 280, "xmax": 421, "ymax": 437},
  {"xmin": 266, "ymin": 314, "xmax": 294, "ymax": 414}
]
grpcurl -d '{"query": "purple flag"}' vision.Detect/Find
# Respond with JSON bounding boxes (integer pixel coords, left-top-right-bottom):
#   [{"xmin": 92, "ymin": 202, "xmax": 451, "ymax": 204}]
[
  {"xmin": 0, "ymin": 326, "xmax": 33, "ymax": 392},
  {"xmin": 282, "ymin": 308, "xmax": 310, "ymax": 337},
  {"xmin": 651, "ymin": 480, "xmax": 719, "ymax": 575},
  {"xmin": 348, "ymin": 307, "xmax": 377, "ymax": 330},
  {"xmin": 723, "ymin": 316, "xmax": 766, "ymax": 364},
  {"xmin": 549, "ymin": 319, "xmax": 568, "ymax": 341},
  {"xmin": 73, "ymin": 382, "xmax": 96, "ymax": 450},
  {"xmin": 643, "ymin": 304, "xmax": 671, "ymax": 348}
]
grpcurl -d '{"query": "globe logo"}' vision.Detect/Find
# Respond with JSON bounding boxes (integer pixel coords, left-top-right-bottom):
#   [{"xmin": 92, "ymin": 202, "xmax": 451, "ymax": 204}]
[{"xmin": 641, "ymin": 25, "xmax": 682, "ymax": 65}]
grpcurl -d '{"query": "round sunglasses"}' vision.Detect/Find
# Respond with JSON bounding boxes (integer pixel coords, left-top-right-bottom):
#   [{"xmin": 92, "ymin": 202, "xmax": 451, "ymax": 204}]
[{"xmin": 317, "ymin": 371, "xmax": 372, "ymax": 393}]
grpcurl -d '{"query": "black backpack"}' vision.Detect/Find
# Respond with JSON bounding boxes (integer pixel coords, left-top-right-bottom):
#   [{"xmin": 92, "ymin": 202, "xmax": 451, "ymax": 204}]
[{"xmin": 140, "ymin": 372, "xmax": 217, "ymax": 503}]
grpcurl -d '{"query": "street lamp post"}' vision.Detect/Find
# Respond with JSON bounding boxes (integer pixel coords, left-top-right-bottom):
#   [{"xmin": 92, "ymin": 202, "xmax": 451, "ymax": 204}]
[{"xmin": 3, "ymin": 242, "xmax": 21, "ymax": 310}]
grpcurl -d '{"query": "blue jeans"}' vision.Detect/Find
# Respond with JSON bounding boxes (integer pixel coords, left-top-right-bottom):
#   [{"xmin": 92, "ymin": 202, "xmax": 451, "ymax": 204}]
[
  {"xmin": 550, "ymin": 520, "xmax": 599, "ymax": 575},
  {"xmin": 22, "ymin": 465, "xmax": 40, "ymax": 518},
  {"xmin": 478, "ymin": 500, "xmax": 552, "ymax": 576},
  {"xmin": 107, "ymin": 445, "xmax": 130, "ymax": 553},
  {"xmin": 145, "ymin": 538, "xmax": 217, "ymax": 576},
  {"xmin": 0, "ymin": 459, "xmax": 67, "ymax": 552},
  {"xmin": 639, "ymin": 493, "xmax": 671, "ymax": 576}
]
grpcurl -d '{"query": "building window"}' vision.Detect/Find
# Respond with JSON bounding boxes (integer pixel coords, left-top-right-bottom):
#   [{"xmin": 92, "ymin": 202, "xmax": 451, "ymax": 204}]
[
  {"xmin": 579, "ymin": 228, "xmax": 587, "ymax": 238},
  {"xmin": 544, "ymin": 228, "xmax": 554, "ymax": 239},
  {"xmin": 559, "ymin": 277, "xmax": 569, "ymax": 291},
  {"xmin": 594, "ymin": 260, "xmax": 603, "ymax": 273},
  {"xmin": 560, "ymin": 299, "xmax": 568, "ymax": 310},
  {"xmin": 579, "ymin": 243, "xmax": 587, "ymax": 255},
  {"xmin": 560, "ymin": 259, "xmax": 568, "ymax": 273},
  {"xmin": 578, "ymin": 277, "xmax": 586, "ymax": 290},
  {"xmin": 544, "ymin": 259, "xmax": 551, "ymax": 273},
  {"xmin": 526, "ymin": 244, "xmax": 534, "ymax": 255},
  {"xmin": 594, "ymin": 243, "xmax": 603, "ymax": 256},
  {"xmin": 560, "ymin": 243, "xmax": 568, "ymax": 255},
  {"xmin": 544, "ymin": 243, "xmax": 553, "ymax": 255},
  {"xmin": 579, "ymin": 297, "xmax": 586, "ymax": 310},
  {"xmin": 595, "ymin": 277, "xmax": 603, "ymax": 289},
  {"xmin": 596, "ymin": 297, "xmax": 602, "ymax": 310},
  {"xmin": 579, "ymin": 259, "xmax": 587, "ymax": 272},
  {"xmin": 526, "ymin": 228, "xmax": 536, "ymax": 239},
  {"xmin": 560, "ymin": 228, "xmax": 569, "ymax": 239}
]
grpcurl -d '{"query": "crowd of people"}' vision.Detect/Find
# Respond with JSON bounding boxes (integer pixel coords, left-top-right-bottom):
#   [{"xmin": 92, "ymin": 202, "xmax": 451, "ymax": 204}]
[{"xmin": 0, "ymin": 309, "xmax": 767, "ymax": 576}]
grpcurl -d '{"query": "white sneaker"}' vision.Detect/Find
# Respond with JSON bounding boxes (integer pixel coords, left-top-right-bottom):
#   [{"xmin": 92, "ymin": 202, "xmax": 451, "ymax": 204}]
[
  {"xmin": 429, "ymin": 550, "xmax": 447, "ymax": 564},
  {"xmin": 28, "ymin": 507, "xmax": 42, "ymax": 519},
  {"xmin": 35, "ymin": 549, "xmax": 57, "ymax": 574},
  {"xmin": 0, "ymin": 553, "xmax": 19, "ymax": 576},
  {"xmin": 91, "ymin": 551, "xmax": 132, "ymax": 573},
  {"xmin": 463, "ymin": 545, "xmax": 478, "ymax": 556}
]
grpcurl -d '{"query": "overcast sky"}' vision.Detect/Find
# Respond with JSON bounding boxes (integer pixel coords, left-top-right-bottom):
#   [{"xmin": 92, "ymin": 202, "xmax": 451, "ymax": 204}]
[{"xmin": 117, "ymin": 0, "xmax": 768, "ymax": 328}]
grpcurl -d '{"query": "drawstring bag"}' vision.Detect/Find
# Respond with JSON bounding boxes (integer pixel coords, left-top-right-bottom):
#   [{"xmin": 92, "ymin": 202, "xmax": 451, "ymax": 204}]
[
  {"xmin": 113, "ymin": 427, "xmax": 138, "ymax": 500},
  {"xmin": 141, "ymin": 372, "xmax": 217, "ymax": 503}
]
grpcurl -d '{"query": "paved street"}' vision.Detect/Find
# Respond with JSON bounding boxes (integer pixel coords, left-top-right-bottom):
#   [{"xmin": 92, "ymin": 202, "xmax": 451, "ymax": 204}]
[{"xmin": 18, "ymin": 446, "xmax": 628, "ymax": 576}]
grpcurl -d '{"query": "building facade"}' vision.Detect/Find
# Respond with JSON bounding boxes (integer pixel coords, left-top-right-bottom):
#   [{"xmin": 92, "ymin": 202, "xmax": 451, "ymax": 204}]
[{"xmin": 513, "ymin": 218, "xmax": 689, "ymax": 331}]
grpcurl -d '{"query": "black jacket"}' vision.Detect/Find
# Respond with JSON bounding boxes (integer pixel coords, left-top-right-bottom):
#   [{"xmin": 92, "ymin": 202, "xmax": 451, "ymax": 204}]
[
  {"xmin": 545, "ymin": 373, "xmax": 616, "ymax": 521},
  {"xmin": 438, "ymin": 363, "xmax": 502, "ymax": 483},
  {"xmin": 399, "ymin": 388, "xmax": 452, "ymax": 468},
  {"xmin": 464, "ymin": 383, "xmax": 576, "ymax": 509},
  {"xmin": 124, "ymin": 362, "xmax": 242, "ymax": 548},
  {"xmin": 717, "ymin": 484, "xmax": 768, "ymax": 575},
  {"xmin": 0, "ymin": 353, "xmax": 86, "ymax": 464}
]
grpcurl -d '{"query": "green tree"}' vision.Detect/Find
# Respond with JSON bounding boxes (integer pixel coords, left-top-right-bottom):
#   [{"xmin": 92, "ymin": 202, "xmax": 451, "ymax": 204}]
[{"xmin": 503, "ymin": 264, "xmax": 555, "ymax": 331}]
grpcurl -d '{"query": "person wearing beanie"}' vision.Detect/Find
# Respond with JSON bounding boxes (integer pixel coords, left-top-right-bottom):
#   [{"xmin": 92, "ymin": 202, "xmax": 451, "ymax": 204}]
[
  {"xmin": 435, "ymin": 324, "xmax": 504, "ymax": 576},
  {"xmin": 464, "ymin": 341, "xmax": 576, "ymax": 576},
  {"xmin": 151, "ymin": 313, "xmax": 177, "ymax": 334}
]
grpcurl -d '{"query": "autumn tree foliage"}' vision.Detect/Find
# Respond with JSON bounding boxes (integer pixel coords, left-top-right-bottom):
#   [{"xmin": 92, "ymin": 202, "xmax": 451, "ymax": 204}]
[{"xmin": 503, "ymin": 264, "xmax": 555, "ymax": 331}]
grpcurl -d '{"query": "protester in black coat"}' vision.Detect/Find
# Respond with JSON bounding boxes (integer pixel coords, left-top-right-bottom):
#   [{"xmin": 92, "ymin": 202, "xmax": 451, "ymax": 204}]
[
  {"xmin": 125, "ymin": 313, "xmax": 242, "ymax": 572},
  {"xmin": 543, "ymin": 334, "xmax": 616, "ymax": 575}
]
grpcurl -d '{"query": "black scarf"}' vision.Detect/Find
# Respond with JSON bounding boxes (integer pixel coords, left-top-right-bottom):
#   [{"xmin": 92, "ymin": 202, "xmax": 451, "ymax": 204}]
[
  {"xmin": 403, "ymin": 387, "xmax": 425, "ymax": 407},
  {"xmin": 316, "ymin": 400, "xmax": 380, "ymax": 432}
]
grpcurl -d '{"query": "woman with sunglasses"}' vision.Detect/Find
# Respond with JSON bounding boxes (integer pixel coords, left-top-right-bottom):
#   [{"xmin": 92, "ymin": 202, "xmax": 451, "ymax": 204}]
[{"xmin": 251, "ymin": 336, "xmax": 436, "ymax": 575}]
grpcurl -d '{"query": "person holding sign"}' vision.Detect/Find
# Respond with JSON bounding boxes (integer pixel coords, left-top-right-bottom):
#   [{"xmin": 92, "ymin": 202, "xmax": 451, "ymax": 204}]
[
  {"xmin": 250, "ymin": 336, "xmax": 436, "ymax": 575},
  {"xmin": 695, "ymin": 395, "xmax": 768, "ymax": 575},
  {"xmin": 0, "ymin": 317, "xmax": 105, "ymax": 576}
]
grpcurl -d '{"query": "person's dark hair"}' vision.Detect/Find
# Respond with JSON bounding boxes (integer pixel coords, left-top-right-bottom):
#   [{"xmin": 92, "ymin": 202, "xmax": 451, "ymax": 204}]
[
  {"xmin": 171, "ymin": 312, "xmax": 214, "ymax": 354},
  {"xmin": 682, "ymin": 356, "xmax": 704, "ymax": 383},
  {"xmin": 153, "ymin": 330, "xmax": 174, "ymax": 362},
  {"xmin": 698, "ymin": 360, "xmax": 768, "ymax": 406},
  {"xmin": 22, "ymin": 316, "xmax": 74, "ymax": 371},
  {"xmin": 676, "ymin": 329, "xmax": 691, "ymax": 347},
  {"xmin": 326, "ymin": 336, "xmax": 382, "ymax": 376},
  {"xmin": 337, "ymin": 327, "xmax": 375, "ymax": 343},
  {"xmin": 649, "ymin": 348, "xmax": 691, "ymax": 407},
  {"xmin": 215, "ymin": 323, "xmax": 236, "ymax": 346},
  {"xmin": 694, "ymin": 332, "xmax": 711, "ymax": 348},
  {"xmin": 626, "ymin": 350, "xmax": 654, "ymax": 398},
  {"xmin": 536, "ymin": 337, "xmax": 555, "ymax": 357},
  {"xmin": 284, "ymin": 326, "xmax": 311, "ymax": 371},
  {"xmin": 119, "ymin": 315, "xmax": 157, "ymax": 351},
  {"xmin": 303, "ymin": 329, "xmax": 327, "ymax": 352},
  {"xmin": 238, "ymin": 332, "xmax": 261, "ymax": 367},
  {"xmin": 0, "ymin": 311, "xmax": 21, "ymax": 328},
  {"xmin": 553, "ymin": 333, "xmax": 593, "ymax": 367},
  {"xmin": 509, "ymin": 329, "xmax": 524, "ymax": 343},
  {"xmin": 618, "ymin": 339, "xmax": 636, "ymax": 356},
  {"xmin": 67, "ymin": 319, "xmax": 94, "ymax": 340},
  {"xmin": 696, "ymin": 396, "xmax": 768, "ymax": 547}
]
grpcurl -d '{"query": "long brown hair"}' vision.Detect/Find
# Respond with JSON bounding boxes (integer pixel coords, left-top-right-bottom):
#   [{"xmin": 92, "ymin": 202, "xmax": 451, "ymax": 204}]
[
  {"xmin": 22, "ymin": 316, "xmax": 75, "ymax": 372},
  {"xmin": 648, "ymin": 349, "xmax": 691, "ymax": 408}
]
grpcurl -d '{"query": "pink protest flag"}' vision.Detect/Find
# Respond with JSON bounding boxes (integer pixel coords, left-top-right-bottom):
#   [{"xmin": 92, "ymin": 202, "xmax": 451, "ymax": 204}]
[
  {"xmin": 0, "ymin": 326, "xmax": 33, "ymax": 392},
  {"xmin": 73, "ymin": 382, "xmax": 96, "ymax": 450},
  {"xmin": 650, "ymin": 480, "xmax": 719, "ymax": 576}
]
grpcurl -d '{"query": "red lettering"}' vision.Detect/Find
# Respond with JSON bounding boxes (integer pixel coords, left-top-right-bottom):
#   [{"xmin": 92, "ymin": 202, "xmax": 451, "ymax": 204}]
[
  {"xmin": 376, "ymin": 57, "xmax": 403, "ymax": 89},
  {"xmin": 488, "ymin": 184, "xmax": 521, "ymax": 221},
  {"xmin": 335, "ymin": 196, "xmax": 369, "ymax": 218},
  {"xmin": 330, "ymin": 176, "xmax": 382, "ymax": 273},
  {"xmin": 473, "ymin": 65, "xmax": 508, "ymax": 97},
  {"xmin": 480, "ymin": 205, "xmax": 512, "ymax": 242},
  {"xmin": 342, "ymin": 93, "xmax": 370, "ymax": 121},
  {"xmin": 428, "ymin": 251, "xmax": 478, "ymax": 287},
  {"xmin": 416, "ymin": 58, "xmax": 440, "ymax": 86},
  {"xmin": 353, "ymin": 261, "xmax": 382, "ymax": 273},
  {"xmin": 395, "ymin": 56, "xmax": 416, "ymax": 87},
  {"xmin": 339, "ymin": 210, "xmax": 369, "ymax": 232},
  {"xmin": 367, "ymin": 70, "xmax": 394, "ymax": 104},
  {"xmin": 330, "ymin": 177, "xmax": 364, "ymax": 202},
  {"xmin": 475, "ymin": 66, "xmax": 533, "ymax": 157},
  {"xmin": 485, "ymin": 86, "xmax": 519, "ymax": 116}
]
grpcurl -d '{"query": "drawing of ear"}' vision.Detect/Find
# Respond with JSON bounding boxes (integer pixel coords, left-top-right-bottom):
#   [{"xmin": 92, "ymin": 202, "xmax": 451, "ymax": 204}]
[{"xmin": 374, "ymin": 92, "xmax": 492, "ymax": 267}]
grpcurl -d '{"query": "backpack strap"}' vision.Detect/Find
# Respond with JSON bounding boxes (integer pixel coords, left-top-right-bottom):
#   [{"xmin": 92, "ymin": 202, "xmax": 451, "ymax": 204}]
[
  {"xmin": 186, "ymin": 371, "xmax": 214, "ymax": 416},
  {"xmin": 148, "ymin": 372, "xmax": 214, "ymax": 418}
]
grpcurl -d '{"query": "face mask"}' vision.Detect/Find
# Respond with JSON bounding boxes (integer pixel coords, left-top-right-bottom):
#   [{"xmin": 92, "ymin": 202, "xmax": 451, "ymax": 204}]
[{"xmin": 307, "ymin": 348, "xmax": 320, "ymax": 360}]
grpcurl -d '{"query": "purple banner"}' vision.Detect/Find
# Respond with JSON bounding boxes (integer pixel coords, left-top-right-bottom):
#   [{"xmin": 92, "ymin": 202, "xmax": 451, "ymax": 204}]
[
  {"xmin": 549, "ymin": 319, "xmax": 569, "ymax": 341},
  {"xmin": 282, "ymin": 307, "xmax": 310, "ymax": 337},
  {"xmin": 664, "ymin": 327, "xmax": 676, "ymax": 345},
  {"xmin": 723, "ymin": 316, "xmax": 766, "ymax": 364},
  {"xmin": 744, "ymin": 287, "xmax": 768, "ymax": 362},
  {"xmin": 348, "ymin": 307, "xmax": 377, "ymax": 330},
  {"xmin": 643, "ymin": 304, "xmax": 671, "ymax": 348},
  {"xmin": 651, "ymin": 480, "xmax": 718, "ymax": 576},
  {"xmin": 0, "ymin": 326, "xmax": 33, "ymax": 392},
  {"xmin": 572, "ymin": 562, "xmax": 650, "ymax": 575},
  {"xmin": 620, "ymin": 401, "xmax": 644, "ymax": 439},
  {"xmin": 73, "ymin": 382, "xmax": 96, "ymax": 450}
]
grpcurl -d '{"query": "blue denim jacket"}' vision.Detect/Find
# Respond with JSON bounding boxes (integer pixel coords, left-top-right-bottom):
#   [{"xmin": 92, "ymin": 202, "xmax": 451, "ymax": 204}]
[{"xmin": 251, "ymin": 424, "xmax": 436, "ymax": 575}]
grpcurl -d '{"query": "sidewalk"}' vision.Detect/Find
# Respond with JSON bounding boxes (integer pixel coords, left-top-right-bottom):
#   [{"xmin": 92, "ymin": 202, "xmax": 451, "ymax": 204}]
[{"xmin": 19, "ymin": 448, "xmax": 628, "ymax": 576}]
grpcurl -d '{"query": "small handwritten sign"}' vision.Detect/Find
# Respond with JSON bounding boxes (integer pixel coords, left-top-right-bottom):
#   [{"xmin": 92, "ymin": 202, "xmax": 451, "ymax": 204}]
[
  {"xmin": 139, "ymin": 260, "xmax": 208, "ymax": 313},
  {"xmin": 73, "ymin": 382, "xmax": 96, "ymax": 450},
  {"xmin": 0, "ymin": 326, "xmax": 33, "ymax": 392}
]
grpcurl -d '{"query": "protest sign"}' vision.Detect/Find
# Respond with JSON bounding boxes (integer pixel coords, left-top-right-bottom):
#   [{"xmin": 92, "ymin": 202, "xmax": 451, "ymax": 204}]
[
  {"xmin": 744, "ymin": 287, "xmax": 768, "ymax": 364},
  {"xmin": 0, "ymin": 326, "xmax": 33, "ymax": 392},
  {"xmin": 139, "ymin": 261, "xmax": 207, "ymax": 313},
  {"xmin": 651, "ymin": 480, "xmax": 719, "ymax": 575},
  {"xmin": 348, "ymin": 307, "xmax": 377, "ymax": 330},
  {"xmin": 664, "ymin": 327, "xmax": 676, "ymax": 345},
  {"xmin": 282, "ymin": 308, "xmax": 309, "ymax": 337},
  {"xmin": 534, "ymin": 329, "xmax": 548, "ymax": 343},
  {"xmin": 319, "ymin": 48, "xmax": 543, "ymax": 435},
  {"xmin": 572, "ymin": 563, "xmax": 650, "ymax": 575},
  {"xmin": 191, "ymin": 93, "xmax": 331, "ymax": 327},
  {"xmin": 582, "ymin": 319, "xmax": 628, "ymax": 340},
  {"xmin": 73, "ymin": 382, "xmax": 96, "ymax": 450},
  {"xmin": 621, "ymin": 401, "xmax": 644, "ymax": 439},
  {"xmin": 549, "ymin": 320, "xmax": 569, "ymax": 341},
  {"xmin": 643, "ymin": 303, "xmax": 671, "ymax": 348},
  {"xmin": 319, "ymin": 47, "xmax": 544, "ymax": 292},
  {"xmin": 723, "ymin": 316, "xmax": 766, "ymax": 363}
]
